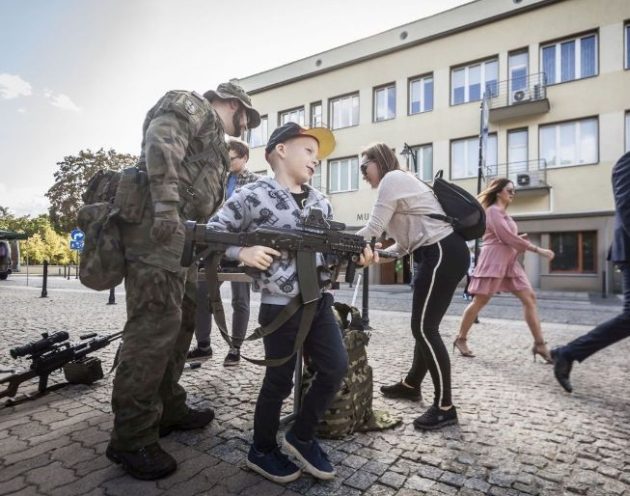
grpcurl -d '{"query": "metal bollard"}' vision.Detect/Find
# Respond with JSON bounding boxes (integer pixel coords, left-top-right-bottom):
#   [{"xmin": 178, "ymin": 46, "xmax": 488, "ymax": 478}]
[
  {"xmin": 361, "ymin": 266, "xmax": 370, "ymax": 329},
  {"xmin": 107, "ymin": 287, "xmax": 116, "ymax": 305},
  {"xmin": 66, "ymin": 265, "xmax": 70, "ymax": 280},
  {"xmin": 40, "ymin": 261, "xmax": 48, "ymax": 298}
]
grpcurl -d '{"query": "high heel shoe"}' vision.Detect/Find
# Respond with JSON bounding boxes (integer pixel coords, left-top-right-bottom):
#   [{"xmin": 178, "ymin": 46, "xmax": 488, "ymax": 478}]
[
  {"xmin": 532, "ymin": 341, "xmax": 552, "ymax": 363},
  {"xmin": 452, "ymin": 337, "xmax": 475, "ymax": 357}
]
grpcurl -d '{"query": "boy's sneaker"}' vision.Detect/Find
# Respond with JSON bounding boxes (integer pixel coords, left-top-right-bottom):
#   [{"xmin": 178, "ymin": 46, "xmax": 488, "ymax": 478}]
[
  {"xmin": 246, "ymin": 445, "xmax": 301, "ymax": 484},
  {"xmin": 283, "ymin": 430, "xmax": 335, "ymax": 480},
  {"xmin": 223, "ymin": 347, "xmax": 240, "ymax": 367},
  {"xmin": 380, "ymin": 381, "xmax": 421, "ymax": 401},
  {"xmin": 413, "ymin": 405, "xmax": 458, "ymax": 431},
  {"xmin": 186, "ymin": 346, "xmax": 212, "ymax": 361}
]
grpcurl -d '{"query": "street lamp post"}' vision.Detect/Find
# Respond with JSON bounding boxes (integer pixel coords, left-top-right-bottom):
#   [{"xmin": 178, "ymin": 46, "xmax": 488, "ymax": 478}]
[{"xmin": 401, "ymin": 143, "xmax": 418, "ymax": 176}]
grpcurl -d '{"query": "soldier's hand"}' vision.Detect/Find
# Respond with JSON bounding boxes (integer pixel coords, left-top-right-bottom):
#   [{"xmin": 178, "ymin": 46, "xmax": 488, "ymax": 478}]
[
  {"xmin": 151, "ymin": 203, "xmax": 181, "ymax": 244},
  {"xmin": 358, "ymin": 245, "xmax": 377, "ymax": 267},
  {"xmin": 151, "ymin": 218, "xmax": 181, "ymax": 244},
  {"xmin": 238, "ymin": 246, "xmax": 281, "ymax": 270}
]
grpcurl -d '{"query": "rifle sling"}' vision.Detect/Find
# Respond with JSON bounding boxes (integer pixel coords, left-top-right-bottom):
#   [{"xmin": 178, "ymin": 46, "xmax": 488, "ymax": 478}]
[{"xmin": 204, "ymin": 251, "xmax": 319, "ymax": 367}]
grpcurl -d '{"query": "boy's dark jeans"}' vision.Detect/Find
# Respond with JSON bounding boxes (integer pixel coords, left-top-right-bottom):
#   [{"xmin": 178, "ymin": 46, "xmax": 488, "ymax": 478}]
[{"xmin": 253, "ymin": 292, "xmax": 348, "ymax": 452}]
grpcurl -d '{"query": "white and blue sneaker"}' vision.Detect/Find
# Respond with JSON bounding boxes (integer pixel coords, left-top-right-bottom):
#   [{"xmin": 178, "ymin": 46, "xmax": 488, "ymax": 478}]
[
  {"xmin": 283, "ymin": 430, "xmax": 335, "ymax": 480},
  {"xmin": 246, "ymin": 445, "xmax": 301, "ymax": 484}
]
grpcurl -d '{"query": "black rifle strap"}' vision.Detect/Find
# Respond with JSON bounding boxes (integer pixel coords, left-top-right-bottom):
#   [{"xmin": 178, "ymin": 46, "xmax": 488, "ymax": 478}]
[{"xmin": 204, "ymin": 251, "xmax": 319, "ymax": 367}]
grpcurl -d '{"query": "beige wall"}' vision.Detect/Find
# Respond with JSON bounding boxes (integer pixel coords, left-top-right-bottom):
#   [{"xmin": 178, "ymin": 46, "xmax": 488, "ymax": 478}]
[{"xmin": 238, "ymin": 0, "xmax": 630, "ymax": 290}]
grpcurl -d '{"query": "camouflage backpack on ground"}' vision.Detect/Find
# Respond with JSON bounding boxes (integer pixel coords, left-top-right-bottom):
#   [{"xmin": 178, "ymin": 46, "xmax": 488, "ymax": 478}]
[
  {"xmin": 301, "ymin": 302, "xmax": 402, "ymax": 439},
  {"xmin": 78, "ymin": 167, "xmax": 147, "ymax": 291}
]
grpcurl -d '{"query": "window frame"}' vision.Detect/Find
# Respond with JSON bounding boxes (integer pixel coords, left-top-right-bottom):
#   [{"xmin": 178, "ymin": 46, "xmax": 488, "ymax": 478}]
[
  {"xmin": 507, "ymin": 127, "xmax": 529, "ymax": 166},
  {"xmin": 310, "ymin": 101, "xmax": 323, "ymax": 128},
  {"xmin": 328, "ymin": 91, "xmax": 360, "ymax": 130},
  {"xmin": 538, "ymin": 116, "xmax": 599, "ymax": 170},
  {"xmin": 278, "ymin": 106, "xmax": 305, "ymax": 127},
  {"xmin": 407, "ymin": 73, "xmax": 434, "ymax": 116},
  {"xmin": 372, "ymin": 82, "xmax": 396, "ymax": 123},
  {"xmin": 245, "ymin": 115, "xmax": 268, "ymax": 148},
  {"xmin": 626, "ymin": 110, "xmax": 630, "ymax": 153},
  {"xmin": 450, "ymin": 56, "xmax": 499, "ymax": 106},
  {"xmin": 549, "ymin": 231, "xmax": 598, "ymax": 274},
  {"xmin": 310, "ymin": 161, "xmax": 323, "ymax": 191},
  {"xmin": 327, "ymin": 156, "xmax": 360, "ymax": 194},
  {"xmin": 450, "ymin": 134, "xmax": 498, "ymax": 180},
  {"xmin": 406, "ymin": 143, "xmax": 434, "ymax": 182},
  {"xmin": 625, "ymin": 22, "xmax": 630, "ymax": 70},
  {"xmin": 539, "ymin": 30, "xmax": 599, "ymax": 86}
]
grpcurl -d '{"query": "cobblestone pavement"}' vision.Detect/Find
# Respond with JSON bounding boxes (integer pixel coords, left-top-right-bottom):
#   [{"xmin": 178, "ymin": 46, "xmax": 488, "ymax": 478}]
[{"xmin": 1, "ymin": 283, "xmax": 629, "ymax": 496}]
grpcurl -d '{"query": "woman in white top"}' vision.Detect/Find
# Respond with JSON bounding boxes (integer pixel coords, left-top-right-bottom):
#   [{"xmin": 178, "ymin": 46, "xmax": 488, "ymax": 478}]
[{"xmin": 358, "ymin": 143, "xmax": 469, "ymax": 431}]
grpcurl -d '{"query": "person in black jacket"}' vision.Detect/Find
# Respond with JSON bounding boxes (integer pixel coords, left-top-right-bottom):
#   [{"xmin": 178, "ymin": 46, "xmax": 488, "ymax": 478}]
[{"xmin": 551, "ymin": 151, "xmax": 630, "ymax": 392}]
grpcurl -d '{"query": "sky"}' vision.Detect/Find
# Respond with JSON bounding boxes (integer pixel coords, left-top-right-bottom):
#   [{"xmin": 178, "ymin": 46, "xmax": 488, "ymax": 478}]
[{"xmin": 0, "ymin": 0, "xmax": 471, "ymax": 217}]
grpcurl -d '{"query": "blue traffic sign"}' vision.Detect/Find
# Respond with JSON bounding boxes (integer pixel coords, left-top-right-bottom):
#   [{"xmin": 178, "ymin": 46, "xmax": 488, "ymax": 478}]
[
  {"xmin": 70, "ymin": 240, "xmax": 84, "ymax": 251},
  {"xmin": 70, "ymin": 228, "xmax": 85, "ymax": 242}
]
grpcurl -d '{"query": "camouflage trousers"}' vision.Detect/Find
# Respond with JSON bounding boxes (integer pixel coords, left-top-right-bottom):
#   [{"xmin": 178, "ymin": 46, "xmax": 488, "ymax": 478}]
[{"xmin": 110, "ymin": 261, "xmax": 197, "ymax": 451}]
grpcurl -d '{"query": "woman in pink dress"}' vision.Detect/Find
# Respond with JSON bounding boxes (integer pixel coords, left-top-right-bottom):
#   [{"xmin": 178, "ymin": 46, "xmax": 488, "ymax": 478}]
[{"xmin": 453, "ymin": 178, "xmax": 555, "ymax": 362}]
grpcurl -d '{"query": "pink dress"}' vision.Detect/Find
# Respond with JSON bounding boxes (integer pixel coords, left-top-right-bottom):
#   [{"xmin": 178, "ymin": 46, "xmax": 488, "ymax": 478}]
[{"xmin": 468, "ymin": 205, "xmax": 533, "ymax": 295}]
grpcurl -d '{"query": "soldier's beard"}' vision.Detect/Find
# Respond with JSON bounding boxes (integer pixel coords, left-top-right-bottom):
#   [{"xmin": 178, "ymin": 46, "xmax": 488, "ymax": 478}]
[{"xmin": 230, "ymin": 109, "xmax": 246, "ymax": 137}]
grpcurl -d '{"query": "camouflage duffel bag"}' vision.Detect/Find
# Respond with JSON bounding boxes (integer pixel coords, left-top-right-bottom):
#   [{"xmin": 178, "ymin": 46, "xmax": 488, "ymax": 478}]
[
  {"xmin": 301, "ymin": 302, "xmax": 402, "ymax": 439},
  {"xmin": 77, "ymin": 202, "xmax": 125, "ymax": 291}
]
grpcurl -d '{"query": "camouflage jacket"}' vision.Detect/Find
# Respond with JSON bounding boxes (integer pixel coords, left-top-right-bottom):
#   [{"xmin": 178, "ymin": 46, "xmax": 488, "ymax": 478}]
[
  {"xmin": 206, "ymin": 176, "xmax": 333, "ymax": 304},
  {"xmin": 122, "ymin": 90, "xmax": 230, "ymax": 273}
]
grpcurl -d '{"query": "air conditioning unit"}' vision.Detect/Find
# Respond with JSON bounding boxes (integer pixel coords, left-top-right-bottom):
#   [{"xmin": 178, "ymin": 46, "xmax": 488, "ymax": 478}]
[
  {"xmin": 511, "ymin": 89, "xmax": 530, "ymax": 103},
  {"xmin": 517, "ymin": 174, "xmax": 531, "ymax": 187}
]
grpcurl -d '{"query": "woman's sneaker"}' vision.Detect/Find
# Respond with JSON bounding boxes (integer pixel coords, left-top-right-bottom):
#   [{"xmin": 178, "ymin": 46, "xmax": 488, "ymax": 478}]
[
  {"xmin": 246, "ymin": 446, "xmax": 301, "ymax": 484},
  {"xmin": 283, "ymin": 430, "xmax": 335, "ymax": 480},
  {"xmin": 380, "ymin": 381, "xmax": 421, "ymax": 401},
  {"xmin": 413, "ymin": 405, "xmax": 458, "ymax": 431},
  {"xmin": 223, "ymin": 347, "xmax": 240, "ymax": 366}
]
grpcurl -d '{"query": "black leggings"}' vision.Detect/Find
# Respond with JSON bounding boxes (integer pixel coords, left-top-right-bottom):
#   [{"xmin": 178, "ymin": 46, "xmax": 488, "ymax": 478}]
[{"xmin": 405, "ymin": 232, "xmax": 470, "ymax": 407}]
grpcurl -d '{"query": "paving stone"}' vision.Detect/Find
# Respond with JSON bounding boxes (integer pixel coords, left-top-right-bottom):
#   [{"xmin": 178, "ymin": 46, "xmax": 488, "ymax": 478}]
[
  {"xmin": 0, "ymin": 476, "xmax": 27, "ymax": 495},
  {"xmin": 24, "ymin": 461, "xmax": 76, "ymax": 491},
  {"xmin": 404, "ymin": 475, "xmax": 435, "ymax": 492},
  {"xmin": 344, "ymin": 470, "xmax": 379, "ymax": 491},
  {"xmin": 379, "ymin": 471, "xmax": 406, "ymax": 489}
]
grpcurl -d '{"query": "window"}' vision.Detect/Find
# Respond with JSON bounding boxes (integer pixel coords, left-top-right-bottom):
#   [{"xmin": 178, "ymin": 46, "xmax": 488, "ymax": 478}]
[
  {"xmin": 246, "ymin": 115, "xmax": 268, "ymax": 148},
  {"xmin": 508, "ymin": 129, "xmax": 528, "ymax": 165},
  {"xmin": 409, "ymin": 75, "xmax": 433, "ymax": 114},
  {"xmin": 373, "ymin": 84, "xmax": 396, "ymax": 122},
  {"xmin": 539, "ymin": 117, "xmax": 598, "ymax": 168},
  {"xmin": 550, "ymin": 231, "xmax": 596, "ymax": 273},
  {"xmin": 279, "ymin": 107, "xmax": 305, "ymax": 126},
  {"xmin": 626, "ymin": 24, "xmax": 630, "ymax": 69},
  {"xmin": 451, "ymin": 135, "xmax": 497, "ymax": 179},
  {"xmin": 330, "ymin": 93, "xmax": 359, "ymax": 129},
  {"xmin": 626, "ymin": 111, "xmax": 630, "ymax": 153},
  {"xmin": 328, "ymin": 157, "xmax": 359, "ymax": 193},
  {"xmin": 310, "ymin": 164, "xmax": 322, "ymax": 191},
  {"xmin": 451, "ymin": 58, "xmax": 498, "ymax": 105},
  {"xmin": 310, "ymin": 102, "xmax": 322, "ymax": 127},
  {"xmin": 407, "ymin": 144, "xmax": 433, "ymax": 182},
  {"xmin": 509, "ymin": 50, "xmax": 529, "ymax": 103},
  {"xmin": 541, "ymin": 33, "xmax": 597, "ymax": 85}
]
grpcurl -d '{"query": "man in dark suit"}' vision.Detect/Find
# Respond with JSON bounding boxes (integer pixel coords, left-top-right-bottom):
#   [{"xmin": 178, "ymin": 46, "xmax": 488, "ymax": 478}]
[{"xmin": 551, "ymin": 151, "xmax": 630, "ymax": 393}]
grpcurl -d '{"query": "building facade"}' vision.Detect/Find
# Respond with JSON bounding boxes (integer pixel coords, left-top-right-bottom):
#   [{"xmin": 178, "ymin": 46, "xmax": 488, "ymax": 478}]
[{"xmin": 236, "ymin": 0, "xmax": 630, "ymax": 291}]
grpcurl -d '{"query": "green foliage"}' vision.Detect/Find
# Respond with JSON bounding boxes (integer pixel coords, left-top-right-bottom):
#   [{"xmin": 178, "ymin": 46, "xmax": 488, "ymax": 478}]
[
  {"xmin": 0, "ymin": 208, "xmax": 78, "ymax": 264},
  {"xmin": 45, "ymin": 148, "xmax": 137, "ymax": 232}
]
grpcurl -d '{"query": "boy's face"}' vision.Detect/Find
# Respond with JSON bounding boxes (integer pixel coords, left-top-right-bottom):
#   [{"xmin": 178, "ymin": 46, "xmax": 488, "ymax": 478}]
[
  {"xmin": 229, "ymin": 151, "xmax": 247, "ymax": 173},
  {"xmin": 280, "ymin": 136, "xmax": 320, "ymax": 184}
]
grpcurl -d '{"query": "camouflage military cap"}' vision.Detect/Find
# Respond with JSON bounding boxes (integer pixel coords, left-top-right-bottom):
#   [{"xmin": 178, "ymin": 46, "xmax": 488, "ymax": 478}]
[{"xmin": 204, "ymin": 82, "xmax": 261, "ymax": 129}]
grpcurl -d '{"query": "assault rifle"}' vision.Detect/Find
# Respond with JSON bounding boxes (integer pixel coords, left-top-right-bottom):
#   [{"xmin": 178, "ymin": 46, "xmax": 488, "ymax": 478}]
[
  {"xmin": 181, "ymin": 208, "xmax": 395, "ymax": 285},
  {"xmin": 0, "ymin": 330, "xmax": 123, "ymax": 402}
]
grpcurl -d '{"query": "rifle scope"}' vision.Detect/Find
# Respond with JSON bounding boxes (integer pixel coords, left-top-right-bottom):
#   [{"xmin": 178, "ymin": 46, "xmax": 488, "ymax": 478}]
[{"xmin": 10, "ymin": 331, "xmax": 69, "ymax": 359}]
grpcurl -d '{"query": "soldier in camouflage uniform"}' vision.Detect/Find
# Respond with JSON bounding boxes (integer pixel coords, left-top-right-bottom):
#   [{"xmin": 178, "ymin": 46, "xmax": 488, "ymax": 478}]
[{"xmin": 106, "ymin": 83, "xmax": 260, "ymax": 480}]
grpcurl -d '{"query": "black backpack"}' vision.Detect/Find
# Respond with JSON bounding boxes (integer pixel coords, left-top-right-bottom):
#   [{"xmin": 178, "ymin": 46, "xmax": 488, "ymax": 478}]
[{"xmin": 425, "ymin": 170, "xmax": 486, "ymax": 241}]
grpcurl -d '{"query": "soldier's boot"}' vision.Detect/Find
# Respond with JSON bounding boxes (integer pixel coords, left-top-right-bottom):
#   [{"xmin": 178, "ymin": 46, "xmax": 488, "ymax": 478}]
[
  {"xmin": 159, "ymin": 407, "xmax": 215, "ymax": 437},
  {"xmin": 106, "ymin": 442, "xmax": 176, "ymax": 480}
]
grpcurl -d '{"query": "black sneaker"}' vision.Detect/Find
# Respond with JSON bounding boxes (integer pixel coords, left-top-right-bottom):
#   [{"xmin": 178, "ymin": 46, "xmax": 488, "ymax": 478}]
[
  {"xmin": 283, "ymin": 430, "xmax": 335, "ymax": 480},
  {"xmin": 246, "ymin": 445, "xmax": 301, "ymax": 484},
  {"xmin": 106, "ymin": 442, "xmax": 177, "ymax": 480},
  {"xmin": 223, "ymin": 348, "xmax": 240, "ymax": 367},
  {"xmin": 186, "ymin": 346, "xmax": 212, "ymax": 361},
  {"xmin": 380, "ymin": 381, "xmax": 421, "ymax": 401},
  {"xmin": 159, "ymin": 407, "xmax": 215, "ymax": 437},
  {"xmin": 413, "ymin": 405, "xmax": 458, "ymax": 431}
]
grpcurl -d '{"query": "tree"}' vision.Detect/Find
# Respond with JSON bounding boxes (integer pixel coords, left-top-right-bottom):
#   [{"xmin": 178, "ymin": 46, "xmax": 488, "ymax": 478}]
[{"xmin": 45, "ymin": 148, "xmax": 137, "ymax": 232}]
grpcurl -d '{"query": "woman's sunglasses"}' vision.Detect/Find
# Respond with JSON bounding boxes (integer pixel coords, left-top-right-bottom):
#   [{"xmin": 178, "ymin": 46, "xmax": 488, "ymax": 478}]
[{"xmin": 360, "ymin": 160, "xmax": 371, "ymax": 174}]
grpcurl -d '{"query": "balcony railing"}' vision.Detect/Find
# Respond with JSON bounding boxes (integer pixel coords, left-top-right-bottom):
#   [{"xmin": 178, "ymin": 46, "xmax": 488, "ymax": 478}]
[
  {"xmin": 488, "ymin": 72, "xmax": 550, "ymax": 122},
  {"xmin": 483, "ymin": 158, "xmax": 549, "ymax": 191}
]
